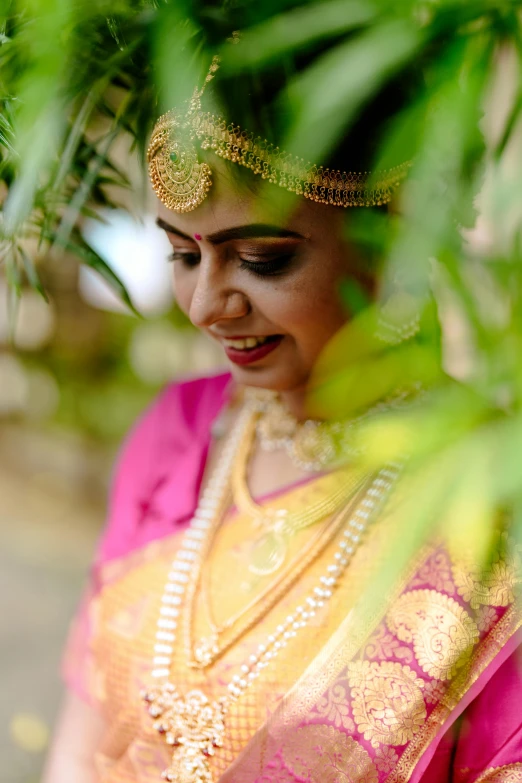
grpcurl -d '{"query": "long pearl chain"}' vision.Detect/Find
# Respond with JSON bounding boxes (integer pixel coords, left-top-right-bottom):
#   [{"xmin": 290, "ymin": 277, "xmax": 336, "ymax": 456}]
[
  {"xmin": 149, "ymin": 401, "xmax": 401, "ymax": 701},
  {"xmin": 150, "ymin": 406, "xmax": 248, "ymax": 680}
]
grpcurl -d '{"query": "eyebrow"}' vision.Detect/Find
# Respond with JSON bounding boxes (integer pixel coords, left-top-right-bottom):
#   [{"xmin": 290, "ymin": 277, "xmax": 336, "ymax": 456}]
[{"xmin": 155, "ymin": 217, "xmax": 305, "ymax": 244}]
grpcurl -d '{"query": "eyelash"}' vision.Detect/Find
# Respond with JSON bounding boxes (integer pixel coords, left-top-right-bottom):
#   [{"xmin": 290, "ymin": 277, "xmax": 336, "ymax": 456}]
[
  {"xmin": 168, "ymin": 251, "xmax": 200, "ymax": 268},
  {"xmin": 168, "ymin": 251, "xmax": 294, "ymax": 277}
]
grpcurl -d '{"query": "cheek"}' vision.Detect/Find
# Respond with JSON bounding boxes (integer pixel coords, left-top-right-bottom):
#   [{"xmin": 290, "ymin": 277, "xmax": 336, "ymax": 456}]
[{"xmin": 263, "ymin": 271, "xmax": 347, "ymax": 338}]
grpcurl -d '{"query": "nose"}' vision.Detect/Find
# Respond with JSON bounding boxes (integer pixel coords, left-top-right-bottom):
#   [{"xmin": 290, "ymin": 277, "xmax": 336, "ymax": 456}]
[{"xmin": 188, "ymin": 256, "xmax": 250, "ymax": 329}]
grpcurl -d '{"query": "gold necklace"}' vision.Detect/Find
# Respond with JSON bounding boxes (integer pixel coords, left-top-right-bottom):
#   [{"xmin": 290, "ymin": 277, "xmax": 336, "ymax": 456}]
[
  {"xmin": 232, "ymin": 408, "xmax": 364, "ymax": 576},
  {"xmin": 192, "ymin": 469, "xmax": 369, "ymax": 669},
  {"xmin": 188, "ymin": 404, "xmax": 369, "ymax": 668},
  {"xmin": 252, "ymin": 387, "xmax": 419, "ymax": 472},
  {"xmin": 143, "ymin": 399, "xmax": 402, "ymax": 783}
]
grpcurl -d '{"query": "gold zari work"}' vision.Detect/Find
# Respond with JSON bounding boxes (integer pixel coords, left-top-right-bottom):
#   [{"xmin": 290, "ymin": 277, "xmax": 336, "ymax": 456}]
[
  {"xmin": 475, "ymin": 765, "xmax": 522, "ymax": 783},
  {"xmin": 451, "ymin": 549, "xmax": 520, "ymax": 609},
  {"xmin": 346, "ymin": 661, "xmax": 426, "ymax": 748},
  {"xmin": 281, "ymin": 725, "xmax": 378, "ymax": 783},
  {"xmin": 386, "ymin": 589, "xmax": 479, "ymax": 680},
  {"xmin": 72, "ymin": 436, "xmax": 522, "ymax": 783}
]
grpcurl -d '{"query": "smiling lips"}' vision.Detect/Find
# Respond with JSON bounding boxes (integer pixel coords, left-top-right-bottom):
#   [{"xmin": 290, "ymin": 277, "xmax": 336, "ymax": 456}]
[{"xmin": 220, "ymin": 334, "xmax": 284, "ymax": 366}]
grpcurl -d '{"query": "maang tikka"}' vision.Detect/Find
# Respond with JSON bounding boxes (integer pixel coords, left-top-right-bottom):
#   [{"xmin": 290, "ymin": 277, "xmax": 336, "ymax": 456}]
[{"xmin": 147, "ymin": 56, "xmax": 221, "ymax": 213}]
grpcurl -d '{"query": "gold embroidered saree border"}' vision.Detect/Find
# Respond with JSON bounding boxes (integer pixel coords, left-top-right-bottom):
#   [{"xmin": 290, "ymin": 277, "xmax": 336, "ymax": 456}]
[
  {"xmin": 92, "ymin": 467, "xmax": 522, "ymax": 783},
  {"xmin": 475, "ymin": 763, "xmax": 522, "ymax": 782},
  {"xmin": 386, "ymin": 602, "xmax": 522, "ymax": 783},
  {"xmin": 221, "ymin": 517, "xmax": 521, "ymax": 783}
]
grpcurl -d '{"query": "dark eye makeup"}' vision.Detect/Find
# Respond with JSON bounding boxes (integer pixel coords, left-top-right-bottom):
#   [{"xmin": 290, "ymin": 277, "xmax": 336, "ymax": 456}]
[
  {"xmin": 167, "ymin": 250, "xmax": 296, "ymax": 277},
  {"xmin": 168, "ymin": 250, "xmax": 200, "ymax": 268},
  {"xmin": 238, "ymin": 253, "xmax": 295, "ymax": 277}
]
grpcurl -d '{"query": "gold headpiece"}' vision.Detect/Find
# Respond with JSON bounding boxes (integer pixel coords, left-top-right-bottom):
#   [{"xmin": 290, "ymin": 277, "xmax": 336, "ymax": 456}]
[{"xmin": 148, "ymin": 54, "xmax": 410, "ymax": 213}]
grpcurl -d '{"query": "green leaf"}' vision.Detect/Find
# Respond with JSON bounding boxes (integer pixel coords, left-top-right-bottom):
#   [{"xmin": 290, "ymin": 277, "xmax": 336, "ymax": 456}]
[
  {"xmin": 219, "ymin": 0, "xmax": 379, "ymax": 71},
  {"xmin": 17, "ymin": 245, "xmax": 49, "ymax": 302},
  {"xmin": 4, "ymin": 245, "xmax": 21, "ymax": 296},
  {"xmin": 280, "ymin": 19, "xmax": 422, "ymax": 165},
  {"xmin": 51, "ymin": 231, "xmax": 140, "ymax": 317}
]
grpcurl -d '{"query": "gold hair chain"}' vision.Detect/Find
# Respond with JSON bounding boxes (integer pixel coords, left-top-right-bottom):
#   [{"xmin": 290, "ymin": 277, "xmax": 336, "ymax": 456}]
[{"xmin": 147, "ymin": 43, "xmax": 410, "ymax": 213}]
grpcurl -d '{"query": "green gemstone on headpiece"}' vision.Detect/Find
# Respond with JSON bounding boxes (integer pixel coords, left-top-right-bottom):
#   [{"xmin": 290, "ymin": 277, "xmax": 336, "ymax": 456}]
[{"xmin": 170, "ymin": 151, "xmax": 178, "ymax": 163}]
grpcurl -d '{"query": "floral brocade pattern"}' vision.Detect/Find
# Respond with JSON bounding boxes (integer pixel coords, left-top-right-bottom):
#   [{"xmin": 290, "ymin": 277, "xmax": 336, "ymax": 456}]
[
  {"xmin": 450, "ymin": 533, "xmax": 519, "ymax": 609},
  {"xmin": 267, "ymin": 537, "xmax": 520, "ymax": 783},
  {"xmin": 386, "ymin": 589, "xmax": 479, "ymax": 680},
  {"xmin": 74, "ymin": 506, "xmax": 521, "ymax": 782},
  {"xmin": 313, "ymin": 683, "xmax": 355, "ymax": 731},
  {"xmin": 347, "ymin": 661, "xmax": 426, "ymax": 748},
  {"xmin": 410, "ymin": 550, "xmax": 456, "ymax": 594}
]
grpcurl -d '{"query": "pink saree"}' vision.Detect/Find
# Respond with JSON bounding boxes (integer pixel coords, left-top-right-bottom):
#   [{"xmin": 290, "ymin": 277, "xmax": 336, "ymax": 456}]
[{"xmin": 62, "ymin": 372, "xmax": 522, "ymax": 782}]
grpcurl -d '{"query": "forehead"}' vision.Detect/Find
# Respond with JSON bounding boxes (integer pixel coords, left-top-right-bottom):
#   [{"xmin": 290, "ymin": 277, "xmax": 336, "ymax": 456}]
[
  {"xmin": 157, "ymin": 172, "xmax": 266, "ymax": 237},
  {"xmin": 156, "ymin": 157, "xmax": 341, "ymax": 239}
]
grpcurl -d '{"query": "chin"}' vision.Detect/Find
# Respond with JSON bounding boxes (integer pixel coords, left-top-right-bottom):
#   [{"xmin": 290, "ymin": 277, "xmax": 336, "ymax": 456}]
[{"xmin": 227, "ymin": 361, "xmax": 309, "ymax": 393}]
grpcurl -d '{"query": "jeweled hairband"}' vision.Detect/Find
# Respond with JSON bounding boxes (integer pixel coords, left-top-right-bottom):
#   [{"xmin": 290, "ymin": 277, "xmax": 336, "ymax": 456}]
[{"xmin": 147, "ymin": 53, "xmax": 411, "ymax": 213}]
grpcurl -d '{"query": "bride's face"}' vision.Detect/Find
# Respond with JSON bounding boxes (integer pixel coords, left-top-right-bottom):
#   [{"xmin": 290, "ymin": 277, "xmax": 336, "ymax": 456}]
[{"xmin": 157, "ymin": 165, "xmax": 373, "ymax": 393}]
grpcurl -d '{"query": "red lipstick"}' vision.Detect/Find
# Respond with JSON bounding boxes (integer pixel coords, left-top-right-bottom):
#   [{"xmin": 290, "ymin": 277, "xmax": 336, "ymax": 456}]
[{"xmin": 223, "ymin": 336, "xmax": 283, "ymax": 366}]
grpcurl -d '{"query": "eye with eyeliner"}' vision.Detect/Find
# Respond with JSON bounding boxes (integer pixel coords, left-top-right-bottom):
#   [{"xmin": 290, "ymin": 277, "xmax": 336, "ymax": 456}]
[
  {"xmin": 168, "ymin": 250, "xmax": 200, "ymax": 267},
  {"xmin": 167, "ymin": 248, "xmax": 297, "ymax": 277},
  {"xmin": 238, "ymin": 253, "xmax": 295, "ymax": 277}
]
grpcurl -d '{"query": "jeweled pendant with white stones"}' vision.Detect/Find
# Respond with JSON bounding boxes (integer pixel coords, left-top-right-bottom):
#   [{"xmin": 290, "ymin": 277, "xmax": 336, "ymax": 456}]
[
  {"xmin": 191, "ymin": 633, "xmax": 220, "ymax": 669},
  {"xmin": 142, "ymin": 683, "xmax": 226, "ymax": 783}
]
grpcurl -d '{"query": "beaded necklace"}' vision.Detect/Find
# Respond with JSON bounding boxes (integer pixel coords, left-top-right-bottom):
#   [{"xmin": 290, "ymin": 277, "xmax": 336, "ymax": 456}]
[{"xmin": 142, "ymin": 400, "xmax": 400, "ymax": 783}]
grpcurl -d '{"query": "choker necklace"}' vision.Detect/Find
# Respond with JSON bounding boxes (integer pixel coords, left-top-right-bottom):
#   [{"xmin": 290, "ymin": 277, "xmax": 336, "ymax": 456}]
[
  {"xmin": 142, "ymin": 398, "xmax": 401, "ymax": 783},
  {"xmin": 252, "ymin": 387, "xmax": 418, "ymax": 472}
]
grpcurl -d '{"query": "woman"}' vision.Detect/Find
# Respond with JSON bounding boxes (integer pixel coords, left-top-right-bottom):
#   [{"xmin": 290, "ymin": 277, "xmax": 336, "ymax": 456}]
[{"xmin": 43, "ymin": 38, "xmax": 522, "ymax": 783}]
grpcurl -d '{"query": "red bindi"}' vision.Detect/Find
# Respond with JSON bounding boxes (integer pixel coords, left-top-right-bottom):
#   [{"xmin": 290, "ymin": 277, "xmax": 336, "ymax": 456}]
[{"xmin": 194, "ymin": 233, "xmax": 202, "ymax": 241}]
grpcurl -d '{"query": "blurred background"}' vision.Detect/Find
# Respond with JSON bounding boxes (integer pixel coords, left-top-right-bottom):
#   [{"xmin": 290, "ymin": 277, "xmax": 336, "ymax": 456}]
[{"xmin": 0, "ymin": 210, "xmax": 226, "ymax": 783}]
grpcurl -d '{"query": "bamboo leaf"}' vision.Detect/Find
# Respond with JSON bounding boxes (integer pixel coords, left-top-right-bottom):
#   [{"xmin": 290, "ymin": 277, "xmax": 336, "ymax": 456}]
[
  {"xmin": 281, "ymin": 19, "xmax": 422, "ymax": 165},
  {"xmin": 17, "ymin": 245, "xmax": 49, "ymax": 302},
  {"xmin": 50, "ymin": 230, "xmax": 140, "ymax": 317},
  {"xmin": 219, "ymin": 0, "xmax": 379, "ymax": 71}
]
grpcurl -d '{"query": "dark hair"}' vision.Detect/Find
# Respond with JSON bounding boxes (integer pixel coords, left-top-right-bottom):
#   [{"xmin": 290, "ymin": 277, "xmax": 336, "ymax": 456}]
[{"xmin": 203, "ymin": 35, "xmax": 422, "ymax": 174}]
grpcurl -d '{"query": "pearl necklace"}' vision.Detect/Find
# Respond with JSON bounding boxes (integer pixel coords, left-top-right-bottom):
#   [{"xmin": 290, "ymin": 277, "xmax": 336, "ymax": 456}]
[{"xmin": 142, "ymin": 400, "xmax": 401, "ymax": 783}]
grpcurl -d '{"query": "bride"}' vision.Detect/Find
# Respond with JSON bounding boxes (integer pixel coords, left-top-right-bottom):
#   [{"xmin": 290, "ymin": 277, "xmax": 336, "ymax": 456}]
[{"xmin": 43, "ymin": 36, "xmax": 522, "ymax": 783}]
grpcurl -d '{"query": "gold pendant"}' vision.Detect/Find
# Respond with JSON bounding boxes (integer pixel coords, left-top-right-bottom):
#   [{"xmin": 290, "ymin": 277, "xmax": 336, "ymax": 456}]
[
  {"xmin": 249, "ymin": 530, "xmax": 287, "ymax": 575},
  {"xmin": 142, "ymin": 683, "xmax": 226, "ymax": 783}
]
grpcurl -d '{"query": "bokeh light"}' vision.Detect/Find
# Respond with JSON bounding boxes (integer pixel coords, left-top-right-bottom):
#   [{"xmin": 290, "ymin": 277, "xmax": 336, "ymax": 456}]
[
  {"xmin": 9, "ymin": 712, "xmax": 49, "ymax": 754},
  {"xmin": 0, "ymin": 282, "xmax": 56, "ymax": 351},
  {"xmin": 0, "ymin": 354, "xmax": 29, "ymax": 414},
  {"xmin": 128, "ymin": 323, "xmax": 225, "ymax": 385},
  {"xmin": 80, "ymin": 210, "xmax": 174, "ymax": 315}
]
